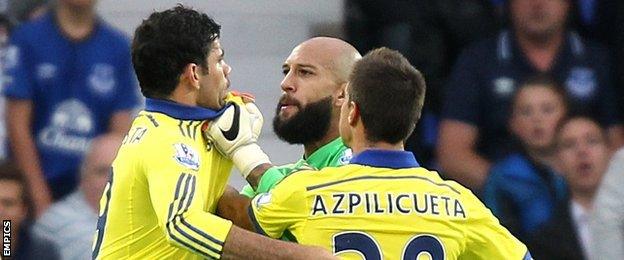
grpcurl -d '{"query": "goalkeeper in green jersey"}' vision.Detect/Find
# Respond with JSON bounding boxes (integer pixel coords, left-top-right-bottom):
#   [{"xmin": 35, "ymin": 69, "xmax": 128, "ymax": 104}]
[{"xmin": 234, "ymin": 37, "xmax": 361, "ymax": 198}]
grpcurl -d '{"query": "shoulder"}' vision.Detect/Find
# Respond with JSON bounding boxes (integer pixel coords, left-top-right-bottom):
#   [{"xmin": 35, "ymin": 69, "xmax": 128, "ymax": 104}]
[
  {"xmin": 334, "ymin": 147, "xmax": 353, "ymax": 166},
  {"xmin": 575, "ymin": 33, "xmax": 609, "ymax": 56},
  {"xmin": 489, "ymin": 153, "xmax": 533, "ymax": 178},
  {"xmin": 10, "ymin": 14, "xmax": 52, "ymax": 42},
  {"xmin": 25, "ymin": 229, "xmax": 61, "ymax": 259},
  {"xmin": 121, "ymin": 112, "xmax": 196, "ymax": 159},
  {"xmin": 274, "ymin": 169, "xmax": 319, "ymax": 190},
  {"xmin": 457, "ymin": 33, "xmax": 500, "ymax": 61},
  {"xmin": 96, "ymin": 20, "xmax": 131, "ymax": 46},
  {"xmin": 613, "ymin": 147, "xmax": 624, "ymax": 160},
  {"xmin": 131, "ymin": 112, "xmax": 184, "ymax": 141}
]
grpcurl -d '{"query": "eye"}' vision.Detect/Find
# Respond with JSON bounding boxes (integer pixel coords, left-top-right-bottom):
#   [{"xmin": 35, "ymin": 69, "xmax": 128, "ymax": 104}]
[
  {"xmin": 299, "ymin": 69, "xmax": 312, "ymax": 76},
  {"xmin": 282, "ymin": 68, "xmax": 290, "ymax": 75}
]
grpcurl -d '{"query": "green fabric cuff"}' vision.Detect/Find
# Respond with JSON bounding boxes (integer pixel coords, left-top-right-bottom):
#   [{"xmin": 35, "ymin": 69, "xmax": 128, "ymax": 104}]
[
  {"xmin": 240, "ymin": 184, "xmax": 255, "ymax": 198},
  {"xmin": 256, "ymin": 167, "xmax": 285, "ymax": 194}
]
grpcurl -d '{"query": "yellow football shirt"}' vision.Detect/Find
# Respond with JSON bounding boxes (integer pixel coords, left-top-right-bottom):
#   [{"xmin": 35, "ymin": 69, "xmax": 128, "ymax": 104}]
[
  {"xmin": 250, "ymin": 150, "xmax": 531, "ymax": 259},
  {"xmin": 92, "ymin": 97, "xmax": 242, "ymax": 259}
]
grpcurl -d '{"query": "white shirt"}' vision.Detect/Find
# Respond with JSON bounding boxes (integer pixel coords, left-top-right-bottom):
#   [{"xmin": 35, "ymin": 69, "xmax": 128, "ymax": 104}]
[
  {"xmin": 33, "ymin": 191, "xmax": 98, "ymax": 260},
  {"xmin": 571, "ymin": 200, "xmax": 591, "ymax": 258}
]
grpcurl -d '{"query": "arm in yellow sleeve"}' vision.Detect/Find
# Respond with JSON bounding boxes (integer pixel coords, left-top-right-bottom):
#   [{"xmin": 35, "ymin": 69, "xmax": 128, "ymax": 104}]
[
  {"xmin": 144, "ymin": 142, "xmax": 232, "ymax": 259},
  {"xmin": 249, "ymin": 174, "xmax": 308, "ymax": 238},
  {"xmin": 461, "ymin": 193, "xmax": 531, "ymax": 259}
]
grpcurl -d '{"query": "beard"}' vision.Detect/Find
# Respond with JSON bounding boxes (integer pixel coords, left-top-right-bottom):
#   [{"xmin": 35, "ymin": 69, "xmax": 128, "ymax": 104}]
[{"xmin": 272, "ymin": 96, "xmax": 332, "ymax": 145}]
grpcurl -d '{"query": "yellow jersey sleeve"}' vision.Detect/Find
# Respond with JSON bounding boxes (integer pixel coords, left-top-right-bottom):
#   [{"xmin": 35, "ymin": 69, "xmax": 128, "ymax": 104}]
[
  {"xmin": 143, "ymin": 139, "xmax": 232, "ymax": 259},
  {"xmin": 249, "ymin": 172, "xmax": 308, "ymax": 238},
  {"xmin": 460, "ymin": 189, "xmax": 531, "ymax": 259}
]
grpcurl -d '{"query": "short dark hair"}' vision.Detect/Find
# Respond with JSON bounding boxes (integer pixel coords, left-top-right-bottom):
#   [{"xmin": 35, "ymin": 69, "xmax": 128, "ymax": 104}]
[
  {"xmin": 348, "ymin": 47, "xmax": 426, "ymax": 143},
  {"xmin": 510, "ymin": 73, "xmax": 569, "ymax": 114},
  {"xmin": 131, "ymin": 5, "xmax": 221, "ymax": 99},
  {"xmin": 555, "ymin": 114, "xmax": 606, "ymax": 149},
  {"xmin": 0, "ymin": 161, "xmax": 33, "ymax": 217}
]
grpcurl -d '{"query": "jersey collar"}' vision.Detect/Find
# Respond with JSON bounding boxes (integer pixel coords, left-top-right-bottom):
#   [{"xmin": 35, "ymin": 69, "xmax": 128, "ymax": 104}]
[
  {"xmin": 306, "ymin": 138, "xmax": 344, "ymax": 168},
  {"xmin": 145, "ymin": 98, "xmax": 229, "ymax": 121},
  {"xmin": 498, "ymin": 30, "xmax": 585, "ymax": 66},
  {"xmin": 350, "ymin": 149, "xmax": 419, "ymax": 169}
]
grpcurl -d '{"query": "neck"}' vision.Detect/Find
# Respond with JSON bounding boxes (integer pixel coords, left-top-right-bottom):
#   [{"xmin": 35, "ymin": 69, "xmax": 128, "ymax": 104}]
[
  {"xmin": 12, "ymin": 228, "xmax": 20, "ymax": 252},
  {"xmin": 516, "ymin": 29, "xmax": 565, "ymax": 71},
  {"xmin": 525, "ymin": 146, "xmax": 556, "ymax": 167},
  {"xmin": 56, "ymin": 2, "xmax": 96, "ymax": 41},
  {"xmin": 303, "ymin": 115, "xmax": 340, "ymax": 158},
  {"xmin": 304, "ymin": 130, "xmax": 339, "ymax": 158},
  {"xmin": 572, "ymin": 191, "xmax": 594, "ymax": 211},
  {"xmin": 81, "ymin": 186, "xmax": 100, "ymax": 214},
  {"xmin": 350, "ymin": 138, "xmax": 404, "ymax": 155},
  {"xmin": 169, "ymin": 85, "xmax": 197, "ymax": 106}
]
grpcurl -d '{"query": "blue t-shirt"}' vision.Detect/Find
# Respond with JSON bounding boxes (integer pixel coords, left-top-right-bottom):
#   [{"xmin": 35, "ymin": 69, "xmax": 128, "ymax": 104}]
[
  {"xmin": 483, "ymin": 153, "xmax": 568, "ymax": 241},
  {"xmin": 442, "ymin": 30, "xmax": 620, "ymax": 161},
  {"xmin": 3, "ymin": 13, "xmax": 139, "ymax": 196}
]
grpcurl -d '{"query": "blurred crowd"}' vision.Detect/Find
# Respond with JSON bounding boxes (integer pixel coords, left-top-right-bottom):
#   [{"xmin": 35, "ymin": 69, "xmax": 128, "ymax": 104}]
[
  {"xmin": 0, "ymin": 0, "xmax": 623, "ymax": 259},
  {"xmin": 347, "ymin": 0, "xmax": 624, "ymax": 259}
]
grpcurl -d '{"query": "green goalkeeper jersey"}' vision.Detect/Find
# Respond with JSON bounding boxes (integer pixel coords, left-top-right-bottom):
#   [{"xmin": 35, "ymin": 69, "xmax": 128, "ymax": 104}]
[{"xmin": 240, "ymin": 138, "xmax": 351, "ymax": 198}]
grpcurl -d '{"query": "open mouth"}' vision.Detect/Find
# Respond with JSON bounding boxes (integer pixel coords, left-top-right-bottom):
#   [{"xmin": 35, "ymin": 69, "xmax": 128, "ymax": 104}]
[
  {"xmin": 577, "ymin": 162, "xmax": 593, "ymax": 175},
  {"xmin": 277, "ymin": 95, "xmax": 301, "ymax": 114}
]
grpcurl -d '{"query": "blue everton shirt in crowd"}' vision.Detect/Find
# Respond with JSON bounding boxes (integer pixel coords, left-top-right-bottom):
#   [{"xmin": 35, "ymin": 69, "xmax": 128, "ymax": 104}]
[
  {"xmin": 3, "ymin": 12, "xmax": 139, "ymax": 198},
  {"xmin": 442, "ymin": 30, "xmax": 620, "ymax": 161}
]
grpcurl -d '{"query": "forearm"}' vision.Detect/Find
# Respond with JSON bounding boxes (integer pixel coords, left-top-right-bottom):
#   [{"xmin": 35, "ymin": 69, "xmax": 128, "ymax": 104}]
[
  {"xmin": 217, "ymin": 186, "xmax": 254, "ymax": 231},
  {"xmin": 221, "ymin": 225, "xmax": 335, "ymax": 260},
  {"xmin": 438, "ymin": 149, "xmax": 490, "ymax": 191},
  {"xmin": 6, "ymin": 100, "xmax": 46, "ymax": 187},
  {"xmin": 437, "ymin": 120, "xmax": 491, "ymax": 191},
  {"xmin": 246, "ymin": 163, "xmax": 273, "ymax": 189}
]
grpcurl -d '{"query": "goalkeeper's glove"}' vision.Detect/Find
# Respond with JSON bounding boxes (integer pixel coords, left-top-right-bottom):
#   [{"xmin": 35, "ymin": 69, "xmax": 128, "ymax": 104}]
[{"xmin": 204, "ymin": 102, "xmax": 271, "ymax": 178}]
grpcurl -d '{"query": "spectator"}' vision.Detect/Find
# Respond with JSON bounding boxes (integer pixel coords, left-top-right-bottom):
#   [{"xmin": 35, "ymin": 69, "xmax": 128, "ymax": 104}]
[
  {"xmin": 7, "ymin": 0, "xmax": 49, "ymax": 23},
  {"xmin": 32, "ymin": 134, "xmax": 122, "ymax": 260},
  {"xmin": 3, "ymin": 0, "xmax": 139, "ymax": 217},
  {"xmin": 570, "ymin": 0, "xmax": 624, "ymax": 121},
  {"xmin": 344, "ymin": 0, "xmax": 498, "ymax": 166},
  {"xmin": 0, "ymin": 14, "xmax": 11, "ymax": 160},
  {"xmin": 529, "ymin": 116, "xmax": 610, "ymax": 260},
  {"xmin": 0, "ymin": 161, "xmax": 59, "ymax": 259},
  {"xmin": 589, "ymin": 137, "xmax": 624, "ymax": 259},
  {"xmin": 438, "ymin": 0, "xmax": 622, "ymax": 191},
  {"xmin": 483, "ymin": 75, "xmax": 568, "ymax": 241}
]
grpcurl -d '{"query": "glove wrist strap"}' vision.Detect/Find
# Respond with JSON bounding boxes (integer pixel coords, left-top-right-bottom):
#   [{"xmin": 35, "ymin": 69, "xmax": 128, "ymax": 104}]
[{"xmin": 232, "ymin": 144, "xmax": 271, "ymax": 178}]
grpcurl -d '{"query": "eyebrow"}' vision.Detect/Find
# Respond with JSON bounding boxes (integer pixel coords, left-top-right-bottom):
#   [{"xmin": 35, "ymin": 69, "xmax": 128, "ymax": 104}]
[{"xmin": 282, "ymin": 63, "xmax": 316, "ymax": 70}]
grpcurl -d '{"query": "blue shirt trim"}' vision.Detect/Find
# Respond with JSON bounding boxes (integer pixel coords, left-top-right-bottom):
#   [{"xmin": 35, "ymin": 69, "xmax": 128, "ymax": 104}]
[
  {"xmin": 350, "ymin": 149, "xmax": 419, "ymax": 169},
  {"xmin": 144, "ymin": 98, "xmax": 229, "ymax": 121}
]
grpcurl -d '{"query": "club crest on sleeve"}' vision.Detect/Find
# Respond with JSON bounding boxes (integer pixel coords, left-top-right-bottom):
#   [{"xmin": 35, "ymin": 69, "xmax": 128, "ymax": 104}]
[
  {"xmin": 173, "ymin": 143, "xmax": 200, "ymax": 171},
  {"xmin": 339, "ymin": 149, "xmax": 353, "ymax": 165},
  {"xmin": 255, "ymin": 193, "xmax": 272, "ymax": 209}
]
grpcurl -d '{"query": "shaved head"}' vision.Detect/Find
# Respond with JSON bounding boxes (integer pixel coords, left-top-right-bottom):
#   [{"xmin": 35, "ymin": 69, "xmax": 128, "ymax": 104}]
[
  {"xmin": 81, "ymin": 134, "xmax": 123, "ymax": 179},
  {"xmin": 276, "ymin": 37, "xmax": 361, "ymax": 147},
  {"xmin": 291, "ymin": 37, "xmax": 361, "ymax": 84}
]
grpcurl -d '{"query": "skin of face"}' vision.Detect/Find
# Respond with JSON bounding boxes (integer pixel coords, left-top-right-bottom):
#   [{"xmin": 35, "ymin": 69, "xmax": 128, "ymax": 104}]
[
  {"xmin": 0, "ymin": 180, "xmax": 27, "ymax": 232},
  {"xmin": 197, "ymin": 39, "xmax": 232, "ymax": 110},
  {"xmin": 510, "ymin": 85, "xmax": 566, "ymax": 151},
  {"xmin": 339, "ymin": 84, "xmax": 354, "ymax": 147},
  {"xmin": 277, "ymin": 41, "xmax": 344, "ymax": 122},
  {"xmin": 81, "ymin": 135, "xmax": 122, "ymax": 212},
  {"xmin": 61, "ymin": 0, "xmax": 97, "ymax": 9},
  {"xmin": 557, "ymin": 118, "xmax": 610, "ymax": 195},
  {"xmin": 510, "ymin": 0, "xmax": 569, "ymax": 39}
]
